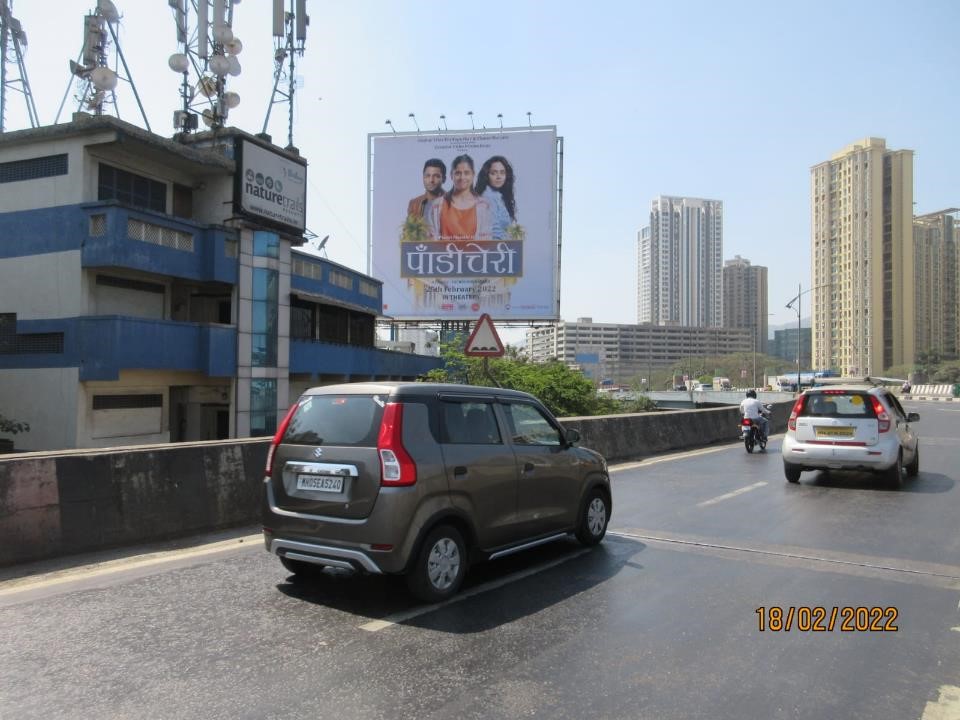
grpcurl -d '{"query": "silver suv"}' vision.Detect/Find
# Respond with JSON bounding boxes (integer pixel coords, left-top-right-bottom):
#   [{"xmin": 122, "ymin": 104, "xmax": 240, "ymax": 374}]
[
  {"xmin": 262, "ymin": 382, "xmax": 611, "ymax": 601},
  {"xmin": 781, "ymin": 380, "xmax": 919, "ymax": 487}
]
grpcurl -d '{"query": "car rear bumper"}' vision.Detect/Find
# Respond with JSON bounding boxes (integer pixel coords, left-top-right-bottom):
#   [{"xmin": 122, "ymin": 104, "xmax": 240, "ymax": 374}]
[
  {"xmin": 782, "ymin": 437, "xmax": 896, "ymax": 469},
  {"xmin": 264, "ymin": 534, "xmax": 385, "ymax": 574}
]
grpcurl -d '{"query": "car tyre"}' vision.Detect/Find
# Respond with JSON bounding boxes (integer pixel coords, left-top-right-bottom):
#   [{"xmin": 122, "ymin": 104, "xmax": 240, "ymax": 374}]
[
  {"xmin": 784, "ymin": 462, "xmax": 802, "ymax": 484},
  {"xmin": 905, "ymin": 447, "xmax": 919, "ymax": 478},
  {"xmin": 575, "ymin": 489, "xmax": 609, "ymax": 546},
  {"xmin": 884, "ymin": 450, "xmax": 903, "ymax": 489},
  {"xmin": 407, "ymin": 525, "xmax": 467, "ymax": 603},
  {"xmin": 280, "ymin": 556, "xmax": 326, "ymax": 580}
]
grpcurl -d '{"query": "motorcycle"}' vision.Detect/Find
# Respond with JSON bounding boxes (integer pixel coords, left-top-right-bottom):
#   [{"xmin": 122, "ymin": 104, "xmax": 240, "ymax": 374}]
[{"xmin": 740, "ymin": 405, "xmax": 772, "ymax": 453}]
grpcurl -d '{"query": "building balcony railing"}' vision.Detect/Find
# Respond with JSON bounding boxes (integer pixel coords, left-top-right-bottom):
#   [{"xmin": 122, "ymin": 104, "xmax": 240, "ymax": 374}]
[
  {"xmin": 78, "ymin": 316, "xmax": 236, "ymax": 381},
  {"xmin": 290, "ymin": 338, "xmax": 441, "ymax": 379},
  {"xmin": 80, "ymin": 202, "xmax": 238, "ymax": 284}
]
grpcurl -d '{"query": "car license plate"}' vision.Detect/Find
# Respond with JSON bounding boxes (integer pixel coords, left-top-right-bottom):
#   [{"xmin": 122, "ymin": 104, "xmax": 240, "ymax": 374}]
[
  {"xmin": 815, "ymin": 426, "xmax": 855, "ymax": 438},
  {"xmin": 296, "ymin": 474, "xmax": 344, "ymax": 492}
]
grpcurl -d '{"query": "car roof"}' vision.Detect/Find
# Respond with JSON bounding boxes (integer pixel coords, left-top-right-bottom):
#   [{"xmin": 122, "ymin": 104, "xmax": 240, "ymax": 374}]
[{"xmin": 301, "ymin": 381, "xmax": 536, "ymax": 401}]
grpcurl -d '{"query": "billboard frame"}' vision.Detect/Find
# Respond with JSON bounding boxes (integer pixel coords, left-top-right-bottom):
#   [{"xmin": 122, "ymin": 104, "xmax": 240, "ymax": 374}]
[
  {"xmin": 366, "ymin": 125, "xmax": 563, "ymax": 323},
  {"xmin": 233, "ymin": 136, "xmax": 308, "ymax": 237}
]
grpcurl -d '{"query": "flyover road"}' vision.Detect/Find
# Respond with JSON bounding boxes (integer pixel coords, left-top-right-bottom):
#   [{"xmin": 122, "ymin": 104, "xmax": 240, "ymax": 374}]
[{"xmin": 1, "ymin": 400, "xmax": 958, "ymax": 720}]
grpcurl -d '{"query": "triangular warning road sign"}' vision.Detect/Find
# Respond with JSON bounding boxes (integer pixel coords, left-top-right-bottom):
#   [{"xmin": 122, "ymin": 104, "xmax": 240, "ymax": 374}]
[{"xmin": 464, "ymin": 314, "xmax": 505, "ymax": 357}]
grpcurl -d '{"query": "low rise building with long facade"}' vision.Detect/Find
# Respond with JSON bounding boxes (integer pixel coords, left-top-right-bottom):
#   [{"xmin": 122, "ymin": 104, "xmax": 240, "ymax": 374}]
[{"xmin": 525, "ymin": 318, "xmax": 752, "ymax": 386}]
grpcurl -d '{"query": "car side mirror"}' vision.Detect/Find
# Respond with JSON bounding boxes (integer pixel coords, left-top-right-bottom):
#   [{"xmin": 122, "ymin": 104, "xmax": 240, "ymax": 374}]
[
  {"xmin": 907, "ymin": 412, "xmax": 920, "ymax": 423},
  {"xmin": 564, "ymin": 427, "xmax": 581, "ymax": 446}
]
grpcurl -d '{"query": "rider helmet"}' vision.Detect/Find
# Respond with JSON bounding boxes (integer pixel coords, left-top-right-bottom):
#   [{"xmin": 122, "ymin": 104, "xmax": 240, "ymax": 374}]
[{"xmin": 746, "ymin": 389, "xmax": 757, "ymax": 399}]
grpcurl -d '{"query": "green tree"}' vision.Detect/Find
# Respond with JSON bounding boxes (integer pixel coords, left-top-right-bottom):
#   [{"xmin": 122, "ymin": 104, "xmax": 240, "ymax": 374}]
[{"xmin": 422, "ymin": 339, "xmax": 612, "ymax": 417}]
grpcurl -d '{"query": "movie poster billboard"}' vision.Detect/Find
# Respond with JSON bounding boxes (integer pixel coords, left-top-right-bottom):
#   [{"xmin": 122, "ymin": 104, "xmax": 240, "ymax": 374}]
[{"xmin": 369, "ymin": 127, "xmax": 559, "ymax": 320}]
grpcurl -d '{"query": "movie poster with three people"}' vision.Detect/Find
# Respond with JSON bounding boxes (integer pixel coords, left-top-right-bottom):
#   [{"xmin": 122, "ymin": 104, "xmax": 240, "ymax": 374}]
[{"xmin": 369, "ymin": 127, "xmax": 559, "ymax": 320}]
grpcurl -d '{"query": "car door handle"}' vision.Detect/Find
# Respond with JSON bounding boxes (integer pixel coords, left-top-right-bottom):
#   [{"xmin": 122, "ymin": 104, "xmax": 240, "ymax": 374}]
[
  {"xmin": 522, "ymin": 462, "xmax": 535, "ymax": 473},
  {"xmin": 453, "ymin": 466, "xmax": 467, "ymax": 477}
]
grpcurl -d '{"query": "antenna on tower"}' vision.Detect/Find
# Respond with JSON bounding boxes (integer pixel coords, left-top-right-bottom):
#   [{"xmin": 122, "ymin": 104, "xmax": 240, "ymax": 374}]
[
  {"xmin": 0, "ymin": 0, "xmax": 40, "ymax": 132},
  {"xmin": 167, "ymin": 0, "xmax": 243, "ymax": 136},
  {"xmin": 262, "ymin": 0, "xmax": 308, "ymax": 151},
  {"xmin": 54, "ymin": 0, "xmax": 150, "ymax": 130}
]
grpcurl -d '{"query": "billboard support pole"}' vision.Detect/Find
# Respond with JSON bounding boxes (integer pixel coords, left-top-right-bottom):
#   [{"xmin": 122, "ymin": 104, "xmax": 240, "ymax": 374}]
[{"xmin": 556, "ymin": 135, "xmax": 564, "ymax": 320}]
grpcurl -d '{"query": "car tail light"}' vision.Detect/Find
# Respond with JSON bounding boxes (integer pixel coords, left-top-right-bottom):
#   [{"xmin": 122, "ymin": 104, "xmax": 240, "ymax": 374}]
[
  {"xmin": 265, "ymin": 402, "xmax": 299, "ymax": 477},
  {"xmin": 788, "ymin": 396, "xmax": 805, "ymax": 431},
  {"xmin": 377, "ymin": 402, "xmax": 417, "ymax": 487},
  {"xmin": 870, "ymin": 396, "xmax": 891, "ymax": 432}
]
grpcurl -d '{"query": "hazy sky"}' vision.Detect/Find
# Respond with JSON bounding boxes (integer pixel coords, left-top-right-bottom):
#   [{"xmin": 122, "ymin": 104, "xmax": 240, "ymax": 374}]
[{"xmin": 6, "ymin": 0, "xmax": 959, "ymax": 341}]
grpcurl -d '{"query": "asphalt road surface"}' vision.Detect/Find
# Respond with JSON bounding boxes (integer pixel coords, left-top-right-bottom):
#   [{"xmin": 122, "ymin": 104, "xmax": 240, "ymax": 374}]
[{"xmin": 1, "ymin": 399, "xmax": 958, "ymax": 720}]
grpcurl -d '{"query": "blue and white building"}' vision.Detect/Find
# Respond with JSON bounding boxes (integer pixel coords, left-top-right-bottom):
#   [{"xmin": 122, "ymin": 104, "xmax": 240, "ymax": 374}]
[{"xmin": 0, "ymin": 115, "xmax": 440, "ymax": 451}]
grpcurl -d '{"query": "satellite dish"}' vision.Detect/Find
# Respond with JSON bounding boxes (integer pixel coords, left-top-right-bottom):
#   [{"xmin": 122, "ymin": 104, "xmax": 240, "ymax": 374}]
[
  {"xmin": 97, "ymin": 0, "xmax": 120, "ymax": 23},
  {"xmin": 208, "ymin": 54, "xmax": 230, "ymax": 76},
  {"xmin": 90, "ymin": 66, "xmax": 118, "ymax": 91},
  {"xmin": 201, "ymin": 109, "xmax": 215, "ymax": 128},
  {"xmin": 212, "ymin": 25, "xmax": 234, "ymax": 43},
  {"xmin": 222, "ymin": 91, "xmax": 241, "ymax": 109},
  {"xmin": 224, "ymin": 37, "xmax": 243, "ymax": 55},
  {"xmin": 227, "ymin": 55, "xmax": 241, "ymax": 77},
  {"xmin": 168, "ymin": 53, "xmax": 190, "ymax": 73},
  {"xmin": 197, "ymin": 76, "xmax": 217, "ymax": 97}
]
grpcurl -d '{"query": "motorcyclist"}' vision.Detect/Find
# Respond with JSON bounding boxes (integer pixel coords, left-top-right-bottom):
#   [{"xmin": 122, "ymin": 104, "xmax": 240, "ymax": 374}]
[{"xmin": 739, "ymin": 389, "xmax": 770, "ymax": 442}]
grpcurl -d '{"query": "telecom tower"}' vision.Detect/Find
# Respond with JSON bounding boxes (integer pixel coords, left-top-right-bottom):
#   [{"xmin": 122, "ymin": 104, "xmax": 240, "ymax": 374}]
[
  {"xmin": 262, "ymin": 0, "xmax": 308, "ymax": 151},
  {"xmin": 0, "ymin": 0, "xmax": 39, "ymax": 132},
  {"xmin": 168, "ymin": 0, "xmax": 244, "ymax": 134},
  {"xmin": 55, "ymin": 0, "xmax": 150, "ymax": 129}
]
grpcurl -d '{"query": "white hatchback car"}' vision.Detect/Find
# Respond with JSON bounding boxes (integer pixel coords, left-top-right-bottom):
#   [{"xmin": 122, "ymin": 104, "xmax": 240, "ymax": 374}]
[{"xmin": 781, "ymin": 381, "xmax": 919, "ymax": 487}]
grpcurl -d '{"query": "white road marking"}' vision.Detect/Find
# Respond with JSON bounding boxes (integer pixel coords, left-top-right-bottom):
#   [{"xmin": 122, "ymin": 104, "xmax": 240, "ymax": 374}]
[
  {"xmin": 697, "ymin": 482, "xmax": 768, "ymax": 507},
  {"xmin": 358, "ymin": 548, "xmax": 591, "ymax": 632},
  {"xmin": 920, "ymin": 685, "xmax": 960, "ymax": 720},
  {"xmin": 610, "ymin": 440, "xmax": 776, "ymax": 473},
  {"xmin": 0, "ymin": 533, "xmax": 262, "ymax": 596}
]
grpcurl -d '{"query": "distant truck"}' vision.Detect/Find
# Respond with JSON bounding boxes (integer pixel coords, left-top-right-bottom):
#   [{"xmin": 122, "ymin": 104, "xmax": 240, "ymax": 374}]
[{"xmin": 713, "ymin": 377, "xmax": 732, "ymax": 391}]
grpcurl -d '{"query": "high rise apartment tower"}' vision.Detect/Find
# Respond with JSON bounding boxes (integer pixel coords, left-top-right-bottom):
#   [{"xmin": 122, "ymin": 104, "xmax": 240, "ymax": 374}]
[
  {"xmin": 810, "ymin": 138, "xmax": 914, "ymax": 374},
  {"xmin": 637, "ymin": 196, "xmax": 723, "ymax": 327},
  {"xmin": 914, "ymin": 209, "xmax": 959, "ymax": 359},
  {"xmin": 722, "ymin": 255, "xmax": 768, "ymax": 354}
]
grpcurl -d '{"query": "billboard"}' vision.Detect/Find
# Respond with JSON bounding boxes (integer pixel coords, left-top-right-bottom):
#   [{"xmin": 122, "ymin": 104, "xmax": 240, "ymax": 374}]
[
  {"xmin": 369, "ymin": 127, "xmax": 559, "ymax": 320},
  {"xmin": 234, "ymin": 138, "xmax": 307, "ymax": 235}
]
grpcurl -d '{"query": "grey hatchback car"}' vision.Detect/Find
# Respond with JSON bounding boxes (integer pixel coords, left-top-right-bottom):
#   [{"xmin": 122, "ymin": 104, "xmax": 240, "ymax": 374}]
[{"xmin": 262, "ymin": 382, "xmax": 611, "ymax": 602}]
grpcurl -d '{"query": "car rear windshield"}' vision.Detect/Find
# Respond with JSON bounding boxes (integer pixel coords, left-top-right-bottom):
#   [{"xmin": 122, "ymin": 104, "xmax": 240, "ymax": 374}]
[
  {"xmin": 800, "ymin": 392, "xmax": 876, "ymax": 419},
  {"xmin": 282, "ymin": 394, "xmax": 386, "ymax": 447}
]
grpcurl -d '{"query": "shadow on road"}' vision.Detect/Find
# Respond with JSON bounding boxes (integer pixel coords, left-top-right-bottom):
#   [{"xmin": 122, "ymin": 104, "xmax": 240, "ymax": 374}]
[
  {"xmin": 802, "ymin": 470, "xmax": 955, "ymax": 493},
  {"xmin": 276, "ymin": 534, "xmax": 646, "ymax": 632}
]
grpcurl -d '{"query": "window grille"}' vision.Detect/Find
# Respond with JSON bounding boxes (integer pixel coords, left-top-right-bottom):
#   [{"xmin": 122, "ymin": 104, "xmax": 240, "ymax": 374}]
[
  {"xmin": 359, "ymin": 280, "xmax": 379, "ymax": 298},
  {"xmin": 0, "ymin": 154, "xmax": 68, "ymax": 184},
  {"xmin": 0, "ymin": 332, "xmax": 64, "ymax": 355},
  {"xmin": 224, "ymin": 239, "xmax": 238, "ymax": 258},
  {"xmin": 93, "ymin": 394, "xmax": 163, "ymax": 410},
  {"xmin": 127, "ymin": 218, "xmax": 194, "ymax": 252},
  {"xmin": 89, "ymin": 214, "xmax": 107, "ymax": 237}
]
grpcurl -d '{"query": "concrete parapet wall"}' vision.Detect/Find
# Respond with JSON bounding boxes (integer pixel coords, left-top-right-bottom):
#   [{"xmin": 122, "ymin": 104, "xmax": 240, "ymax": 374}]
[
  {"xmin": 0, "ymin": 402, "xmax": 793, "ymax": 566},
  {"xmin": 0, "ymin": 439, "xmax": 269, "ymax": 566},
  {"xmin": 561, "ymin": 401, "xmax": 793, "ymax": 464}
]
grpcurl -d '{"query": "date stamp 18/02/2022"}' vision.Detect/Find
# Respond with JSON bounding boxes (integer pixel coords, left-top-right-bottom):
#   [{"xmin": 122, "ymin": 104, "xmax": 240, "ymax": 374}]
[{"xmin": 756, "ymin": 606, "xmax": 899, "ymax": 632}]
